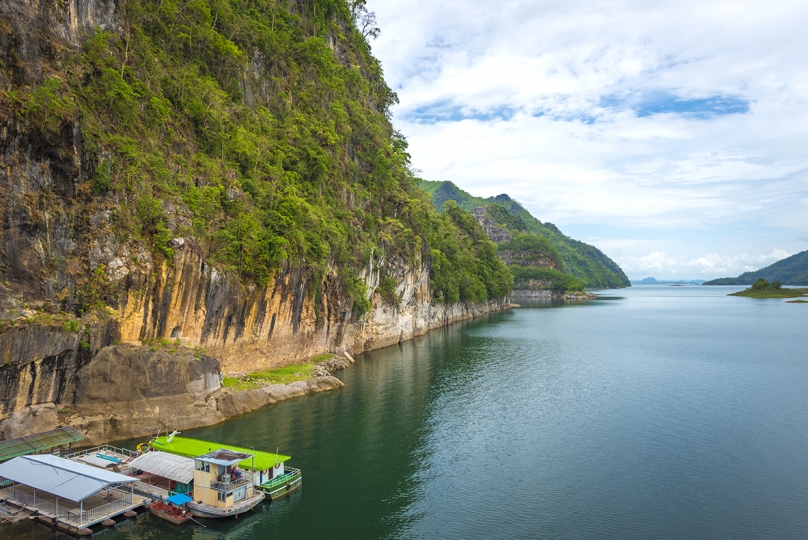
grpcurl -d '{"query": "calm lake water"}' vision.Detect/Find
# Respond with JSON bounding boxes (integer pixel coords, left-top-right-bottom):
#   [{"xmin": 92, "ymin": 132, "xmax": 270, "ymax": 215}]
[{"xmin": 9, "ymin": 285, "xmax": 808, "ymax": 539}]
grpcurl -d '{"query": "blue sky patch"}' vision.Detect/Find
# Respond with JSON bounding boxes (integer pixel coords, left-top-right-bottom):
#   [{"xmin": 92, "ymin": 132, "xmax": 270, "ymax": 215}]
[
  {"xmin": 405, "ymin": 101, "xmax": 518, "ymax": 123},
  {"xmin": 601, "ymin": 92, "xmax": 750, "ymax": 119}
]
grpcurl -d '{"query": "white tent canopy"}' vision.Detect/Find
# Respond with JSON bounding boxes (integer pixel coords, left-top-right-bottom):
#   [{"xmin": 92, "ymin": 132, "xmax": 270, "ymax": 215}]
[
  {"xmin": 128, "ymin": 451, "xmax": 194, "ymax": 484},
  {"xmin": 0, "ymin": 454, "xmax": 138, "ymax": 502}
]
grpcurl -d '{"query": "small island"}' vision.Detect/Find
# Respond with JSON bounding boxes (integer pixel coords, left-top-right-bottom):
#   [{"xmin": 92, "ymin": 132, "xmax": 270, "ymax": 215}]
[{"xmin": 730, "ymin": 278, "xmax": 808, "ymax": 298}]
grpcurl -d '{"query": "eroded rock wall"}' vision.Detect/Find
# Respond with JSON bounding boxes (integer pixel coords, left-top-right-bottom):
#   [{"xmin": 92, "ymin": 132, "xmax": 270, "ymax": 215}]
[{"xmin": 114, "ymin": 245, "xmax": 509, "ymax": 374}]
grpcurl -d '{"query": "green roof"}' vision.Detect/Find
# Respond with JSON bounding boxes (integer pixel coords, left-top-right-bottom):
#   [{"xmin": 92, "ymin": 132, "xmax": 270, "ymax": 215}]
[
  {"xmin": 149, "ymin": 436, "xmax": 291, "ymax": 471},
  {"xmin": 0, "ymin": 426, "xmax": 83, "ymax": 462}
]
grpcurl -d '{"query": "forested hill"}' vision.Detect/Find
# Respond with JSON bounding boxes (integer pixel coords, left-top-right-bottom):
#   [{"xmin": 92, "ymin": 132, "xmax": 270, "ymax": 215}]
[
  {"xmin": 421, "ymin": 181, "xmax": 630, "ymax": 289},
  {"xmin": 704, "ymin": 251, "xmax": 808, "ymax": 285},
  {"xmin": 0, "ymin": 0, "xmax": 512, "ymax": 314}
]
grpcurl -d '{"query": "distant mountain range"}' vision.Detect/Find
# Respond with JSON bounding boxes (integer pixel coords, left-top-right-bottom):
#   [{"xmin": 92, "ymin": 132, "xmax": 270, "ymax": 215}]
[
  {"xmin": 632, "ymin": 277, "xmax": 706, "ymax": 285},
  {"xmin": 420, "ymin": 181, "xmax": 630, "ymax": 289},
  {"xmin": 703, "ymin": 250, "xmax": 808, "ymax": 285}
]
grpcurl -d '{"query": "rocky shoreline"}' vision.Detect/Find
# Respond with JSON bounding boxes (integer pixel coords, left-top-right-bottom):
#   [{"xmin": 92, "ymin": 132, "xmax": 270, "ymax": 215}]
[
  {"xmin": 0, "ymin": 300, "xmax": 509, "ymax": 447},
  {"xmin": 511, "ymin": 289, "xmax": 598, "ymax": 300}
]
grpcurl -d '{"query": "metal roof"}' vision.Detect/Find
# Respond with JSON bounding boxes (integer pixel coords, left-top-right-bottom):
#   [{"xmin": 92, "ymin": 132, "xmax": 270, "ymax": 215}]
[
  {"xmin": 0, "ymin": 427, "xmax": 83, "ymax": 462},
  {"xmin": 0, "ymin": 454, "xmax": 138, "ymax": 502},
  {"xmin": 128, "ymin": 451, "xmax": 194, "ymax": 484},
  {"xmin": 196, "ymin": 449, "xmax": 253, "ymax": 466}
]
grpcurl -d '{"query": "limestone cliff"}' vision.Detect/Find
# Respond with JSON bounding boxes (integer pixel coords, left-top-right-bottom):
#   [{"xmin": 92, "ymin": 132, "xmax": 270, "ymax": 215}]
[{"xmin": 0, "ymin": 0, "xmax": 511, "ymax": 443}]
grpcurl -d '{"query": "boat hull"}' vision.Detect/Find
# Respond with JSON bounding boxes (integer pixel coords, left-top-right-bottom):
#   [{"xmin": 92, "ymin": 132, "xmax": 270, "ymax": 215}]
[
  {"xmin": 187, "ymin": 492, "xmax": 264, "ymax": 518},
  {"xmin": 146, "ymin": 502, "xmax": 192, "ymax": 525},
  {"xmin": 257, "ymin": 468, "xmax": 303, "ymax": 501}
]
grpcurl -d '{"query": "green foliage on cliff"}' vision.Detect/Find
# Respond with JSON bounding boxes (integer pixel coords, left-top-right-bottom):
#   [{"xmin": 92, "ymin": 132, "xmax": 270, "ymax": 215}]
[
  {"xmin": 704, "ymin": 250, "xmax": 808, "ymax": 285},
  {"xmin": 427, "ymin": 201, "xmax": 513, "ymax": 303},
  {"xmin": 421, "ymin": 180, "xmax": 630, "ymax": 289},
  {"xmin": 377, "ymin": 276, "xmax": 401, "ymax": 307},
  {"xmin": 509, "ymin": 266, "xmax": 585, "ymax": 292},
  {"xmin": 498, "ymin": 233, "xmax": 560, "ymax": 266},
  {"xmin": 1, "ymin": 0, "xmax": 511, "ymax": 309}
]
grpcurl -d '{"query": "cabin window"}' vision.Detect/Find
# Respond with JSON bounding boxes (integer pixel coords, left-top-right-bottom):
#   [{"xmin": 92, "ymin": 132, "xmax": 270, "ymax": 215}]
[{"xmin": 218, "ymin": 491, "xmax": 226, "ymax": 502}]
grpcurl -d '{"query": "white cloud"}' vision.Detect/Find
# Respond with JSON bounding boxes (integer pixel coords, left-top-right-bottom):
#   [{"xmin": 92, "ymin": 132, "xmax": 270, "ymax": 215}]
[
  {"xmin": 368, "ymin": 0, "xmax": 808, "ymax": 274},
  {"xmin": 615, "ymin": 249, "xmax": 793, "ymax": 277}
]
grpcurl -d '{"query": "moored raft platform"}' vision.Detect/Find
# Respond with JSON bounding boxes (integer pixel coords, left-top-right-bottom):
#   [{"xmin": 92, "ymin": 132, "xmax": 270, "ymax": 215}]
[{"xmin": 0, "ymin": 454, "xmax": 147, "ymax": 534}]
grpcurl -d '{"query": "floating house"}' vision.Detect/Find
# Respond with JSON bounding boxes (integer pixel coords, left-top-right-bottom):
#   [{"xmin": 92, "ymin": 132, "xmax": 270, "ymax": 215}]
[
  {"xmin": 188, "ymin": 449, "xmax": 264, "ymax": 518},
  {"xmin": 149, "ymin": 435, "xmax": 302, "ymax": 500},
  {"xmin": 0, "ymin": 454, "xmax": 145, "ymax": 534}
]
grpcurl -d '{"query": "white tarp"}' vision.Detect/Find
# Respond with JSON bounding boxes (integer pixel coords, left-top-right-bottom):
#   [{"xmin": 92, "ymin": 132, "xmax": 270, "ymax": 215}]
[
  {"xmin": 127, "ymin": 451, "xmax": 194, "ymax": 484},
  {"xmin": 0, "ymin": 454, "xmax": 138, "ymax": 502}
]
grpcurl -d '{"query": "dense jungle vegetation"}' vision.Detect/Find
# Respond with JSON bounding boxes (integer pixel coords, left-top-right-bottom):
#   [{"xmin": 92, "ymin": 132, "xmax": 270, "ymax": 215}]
[
  {"xmin": 496, "ymin": 234, "xmax": 584, "ymax": 292},
  {"xmin": 421, "ymin": 180, "xmax": 630, "ymax": 289},
  {"xmin": 2, "ymin": 0, "xmax": 512, "ymax": 309},
  {"xmin": 704, "ymin": 250, "xmax": 808, "ymax": 285}
]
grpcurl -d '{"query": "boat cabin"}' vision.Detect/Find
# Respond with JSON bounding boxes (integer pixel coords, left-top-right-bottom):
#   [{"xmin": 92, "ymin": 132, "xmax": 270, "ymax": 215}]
[
  {"xmin": 192, "ymin": 450, "xmax": 257, "ymax": 510},
  {"xmin": 127, "ymin": 451, "xmax": 195, "ymax": 499}
]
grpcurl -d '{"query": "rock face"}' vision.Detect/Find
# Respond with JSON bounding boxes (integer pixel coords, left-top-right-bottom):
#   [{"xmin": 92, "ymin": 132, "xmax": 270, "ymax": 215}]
[
  {"xmin": 472, "ymin": 207, "xmax": 513, "ymax": 243},
  {"xmin": 0, "ymin": 333, "xmax": 347, "ymax": 445},
  {"xmin": 0, "ymin": 0, "xmax": 511, "ymax": 444},
  {"xmin": 114, "ymin": 244, "xmax": 510, "ymax": 374},
  {"xmin": 511, "ymin": 290, "xmax": 596, "ymax": 300}
]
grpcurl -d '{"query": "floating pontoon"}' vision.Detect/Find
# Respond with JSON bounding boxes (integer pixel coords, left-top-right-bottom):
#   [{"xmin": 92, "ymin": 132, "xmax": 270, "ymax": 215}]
[{"xmin": 0, "ymin": 454, "xmax": 146, "ymax": 534}]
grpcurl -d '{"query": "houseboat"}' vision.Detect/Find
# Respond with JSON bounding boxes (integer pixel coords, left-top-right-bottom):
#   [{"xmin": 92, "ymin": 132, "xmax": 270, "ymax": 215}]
[
  {"xmin": 187, "ymin": 449, "xmax": 264, "ymax": 518},
  {"xmin": 148, "ymin": 435, "xmax": 302, "ymax": 501}
]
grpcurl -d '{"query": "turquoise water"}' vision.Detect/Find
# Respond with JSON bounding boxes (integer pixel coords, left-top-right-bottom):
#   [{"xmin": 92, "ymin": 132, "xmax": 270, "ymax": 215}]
[{"xmin": 9, "ymin": 285, "xmax": 808, "ymax": 539}]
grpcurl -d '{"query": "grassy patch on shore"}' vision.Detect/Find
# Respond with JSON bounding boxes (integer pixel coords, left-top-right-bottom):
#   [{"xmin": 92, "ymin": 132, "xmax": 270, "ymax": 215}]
[
  {"xmin": 729, "ymin": 278, "xmax": 808, "ymax": 298},
  {"xmin": 223, "ymin": 364, "xmax": 316, "ymax": 391},
  {"xmin": 786, "ymin": 299, "xmax": 808, "ymax": 303}
]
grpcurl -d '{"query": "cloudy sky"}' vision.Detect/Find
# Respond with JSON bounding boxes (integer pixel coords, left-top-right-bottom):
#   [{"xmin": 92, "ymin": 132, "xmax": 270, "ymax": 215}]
[{"xmin": 368, "ymin": 0, "xmax": 808, "ymax": 280}]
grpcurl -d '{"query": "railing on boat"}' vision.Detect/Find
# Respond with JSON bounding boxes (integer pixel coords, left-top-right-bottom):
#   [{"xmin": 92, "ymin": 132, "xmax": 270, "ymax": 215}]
[
  {"xmin": 210, "ymin": 476, "xmax": 250, "ymax": 493},
  {"xmin": 69, "ymin": 495, "xmax": 133, "ymax": 527},
  {"xmin": 259, "ymin": 467, "xmax": 301, "ymax": 491},
  {"xmin": 6, "ymin": 486, "xmax": 134, "ymax": 527},
  {"xmin": 64, "ymin": 445, "xmax": 139, "ymax": 462}
]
